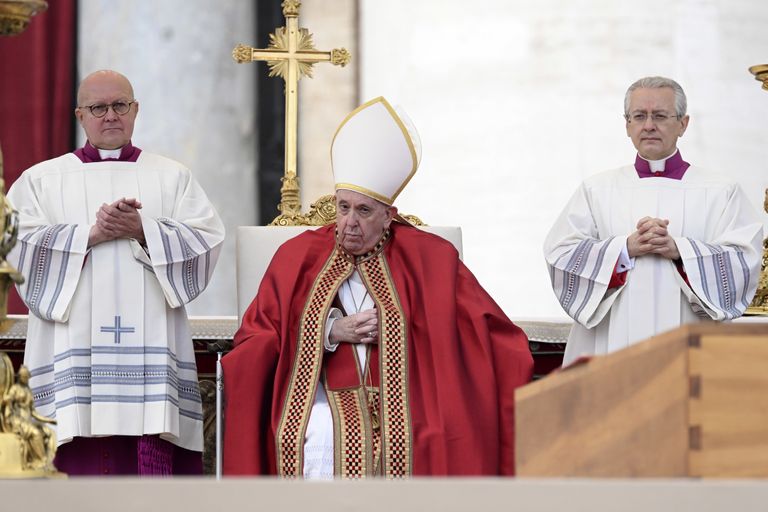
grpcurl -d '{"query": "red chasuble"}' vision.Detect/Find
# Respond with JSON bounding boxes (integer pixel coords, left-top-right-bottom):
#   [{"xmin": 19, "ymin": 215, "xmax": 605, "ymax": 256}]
[{"xmin": 222, "ymin": 223, "xmax": 533, "ymax": 477}]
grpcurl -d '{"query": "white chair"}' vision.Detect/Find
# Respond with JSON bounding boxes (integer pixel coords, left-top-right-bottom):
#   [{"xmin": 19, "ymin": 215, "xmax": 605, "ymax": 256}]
[{"xmin": 235, "ymin": 225, "xmax": 462, "ymax": 323}]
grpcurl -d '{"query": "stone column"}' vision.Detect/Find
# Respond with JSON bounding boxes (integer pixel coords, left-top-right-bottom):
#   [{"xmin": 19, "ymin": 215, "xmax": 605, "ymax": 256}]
[
  {"xmin": 297, "ymin": 0, "xmax": 359, "ymax": 211},
  {"xmin": 78, "ymin": 0, "xmax": 257, "ymax": 315}
]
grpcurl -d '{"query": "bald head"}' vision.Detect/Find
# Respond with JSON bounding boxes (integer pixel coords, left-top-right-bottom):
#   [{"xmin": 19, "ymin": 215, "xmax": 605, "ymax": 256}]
[
  {"xmin": 75, "ymin": 70, "xmax": 138, "ymax": 150},
  {"xmin": 77, "ymin": 70, "xmax": 134, "ymax": 106}
]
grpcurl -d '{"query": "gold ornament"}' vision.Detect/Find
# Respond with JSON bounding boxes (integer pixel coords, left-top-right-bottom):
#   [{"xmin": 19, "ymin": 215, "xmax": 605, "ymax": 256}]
[
  {"xmin": 0, "ymin": 0, "xmax": 47, "ymax": 36},
  {"xmin": 0, "ymin": 353, "xmax": 63, "ymax": 477},
  {"xmin": 746, "ymin": 66, "xmax": 768, "ymax": 314}
]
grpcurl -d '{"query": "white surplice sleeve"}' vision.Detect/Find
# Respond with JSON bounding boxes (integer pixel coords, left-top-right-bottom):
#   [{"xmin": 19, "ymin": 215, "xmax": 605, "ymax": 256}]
[
  {"xmin": 140, "ymin": 169, "xmax": 225, "ymax": 308},
  {"xmin": 6, "ymin": 170, "xmax": 90, "ymax": 322},
  {"xmin": 543, "ymin": 182, "xmax": 628, "ymax": 328},
  {"xmin": 674, "ymin": 183, "xmax": 763, "ymax": 320}
]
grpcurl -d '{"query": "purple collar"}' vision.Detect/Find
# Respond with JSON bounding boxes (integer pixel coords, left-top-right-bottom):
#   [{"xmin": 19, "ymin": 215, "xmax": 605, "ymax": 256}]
[
  {"xmin": 634, "ymin": 151, "xmax": 689, "ymax": 180},
  {"xmin": 73, "ymin": 141, "xmax": 142, "ymax": 163}
]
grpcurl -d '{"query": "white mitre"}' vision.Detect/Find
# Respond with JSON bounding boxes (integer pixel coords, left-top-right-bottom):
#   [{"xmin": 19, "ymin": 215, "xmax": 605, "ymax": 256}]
[{"xmin": 331, "ymin": 96, "xmax": 421, "ymax": 206}]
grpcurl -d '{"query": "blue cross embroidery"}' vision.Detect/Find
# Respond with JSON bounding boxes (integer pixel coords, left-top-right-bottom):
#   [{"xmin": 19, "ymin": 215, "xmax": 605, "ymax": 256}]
[{"xmin": 100, "ymin": 316, "xmax": 135, "ymax": 344}]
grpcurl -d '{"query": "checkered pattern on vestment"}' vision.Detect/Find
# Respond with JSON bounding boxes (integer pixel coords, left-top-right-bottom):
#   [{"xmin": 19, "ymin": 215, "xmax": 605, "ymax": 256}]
[
  {"xmin": 359, "ymin": 253, "xmax": 411, "ymax": 478},
  {"xmin": 331, "ymin": 388, "xmax": 369, "ymax": 478},
  {"xmin": 276, "ymin": 248, "xmax": 353, "ymax": 477}
]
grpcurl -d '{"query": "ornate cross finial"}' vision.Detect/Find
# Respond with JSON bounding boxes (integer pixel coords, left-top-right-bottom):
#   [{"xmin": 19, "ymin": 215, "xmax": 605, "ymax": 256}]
[
  {"xmin": 232, "ymin": 2, "xmax": 351, "ymax": 223},
  {"xmin": 282, "ymin": 0, "xmax": 301, "ymax": 18}
]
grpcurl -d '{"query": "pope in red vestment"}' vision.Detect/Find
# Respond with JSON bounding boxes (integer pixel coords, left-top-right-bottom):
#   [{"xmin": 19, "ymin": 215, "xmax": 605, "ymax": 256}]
[
  {"xmin": 222, "ymin": 97, "xmax": 533, "ymax": 477},
  {"xmin": 224, "ymin": 222, "xmax": 532, "ymax": 476}
]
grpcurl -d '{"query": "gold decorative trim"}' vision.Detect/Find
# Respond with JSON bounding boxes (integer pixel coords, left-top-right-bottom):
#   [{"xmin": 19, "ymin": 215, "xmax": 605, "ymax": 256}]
[
  {"xmin": 746, "ymin": 67, "xmax": 768, "ymax": 315},
  {"xmin": 749, "ymin": 64, "xmax": 768, "ymax": 91},
  {"xmin": 0, "ymin": 0, "xmax": 47, "ymax": 36},
  {"xmin": 358, "ymin": 253, "xmax": 412, "ymax": 477},
  {"xmin": 368, "ymin": 386, "xmax": 383, "ymax": 472},
  {"xmin": 281, "ymin": 0, "xmax": 301, "ymax": 18},
  {"xmin": 746, "ymin": 189, "xmax": 768, "ymax": 315},
  {"xmin": 275, "ymin": 248, "xmax": 353, "ymax": 477},
  {"xmin": 231, "ymin": 43, "xmax": 252, "ymax": 64},
  {"xmin": 276, "ymin": 170, "xmax": 301, "ymax": 216},
  {"xmin": 331, "ymin": 48, "xmax": 351, "ymax": 67},
  {"xmin": 275, "ymin": 244, "xmax": 412, "ymax": 478},
  {"xmin": 378, "ymin": 100, "xmax": 420, "ymax": 203},
  {"xmin": 0, "ymin": 146, "xmax": 25, "ymax": 322},
  {"xmin": 327, "ymin": 386, "xmax": 377, "ymax": 478},
  {"xmin": 336, "ymin": 228, "xmax": 392, "ymax": 267},
  {"xmin": 267, "ymin": 27, "xmax": 318, "ymax": 80},
  {"xmin": 0, "ymin": 353, "xmax": 62, "ymax": 477},
  {"xmin": 0, "ymin": 15, "xmax": 26, "ymax": 35},
  {"xmin": 398, "ymin": 214, "xmax": 425, "ymax": 226},
  {"xmin": 270, "ymin": 194, "xmax": 336, "ymax": 227}
]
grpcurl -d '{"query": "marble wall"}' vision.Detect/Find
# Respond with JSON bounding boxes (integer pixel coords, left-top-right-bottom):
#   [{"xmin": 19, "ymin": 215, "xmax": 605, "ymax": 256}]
[
  {"xmin": 358, "ymin": 0, "xmax": 768, "ymax": 320},
  {"xmin": 78, "ymin": 0, "xmax": 257, "ymax": 316}
]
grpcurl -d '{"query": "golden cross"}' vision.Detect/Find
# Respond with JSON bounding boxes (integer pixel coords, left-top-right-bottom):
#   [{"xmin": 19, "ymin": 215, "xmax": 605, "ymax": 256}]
[{"xmin": 232, "ymin": 0, "xmax": 351, "ymax": 220}]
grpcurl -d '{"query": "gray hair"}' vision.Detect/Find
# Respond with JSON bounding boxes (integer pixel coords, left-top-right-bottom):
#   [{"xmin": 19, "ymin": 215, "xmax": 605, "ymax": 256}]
[{"xmin": 624, "ymin": 76, "xmax": 687, "ymax": 118}]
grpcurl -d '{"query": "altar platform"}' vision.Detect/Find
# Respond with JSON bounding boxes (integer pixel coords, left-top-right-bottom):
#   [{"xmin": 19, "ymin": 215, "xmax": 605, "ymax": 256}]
[
  {"xmin": 2, "ymin": 477, "xmax": 768, "ymax": 512},
  {"xmin": 2, "ymin": 315, "xmax": 764, "ymax": 476}
]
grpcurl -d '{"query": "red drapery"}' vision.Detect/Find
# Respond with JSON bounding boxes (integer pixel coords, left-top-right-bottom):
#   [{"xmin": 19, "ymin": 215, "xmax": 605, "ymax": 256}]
[{"xmin": 0, "ymin": 0, "xmax": 77, "ymax": 314}]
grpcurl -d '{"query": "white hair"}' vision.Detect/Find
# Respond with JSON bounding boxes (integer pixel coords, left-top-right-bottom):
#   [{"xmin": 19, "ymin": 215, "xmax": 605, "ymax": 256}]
[{"xmin": 624, "ymin": 76, "xmax": 687, "ymax": 118}]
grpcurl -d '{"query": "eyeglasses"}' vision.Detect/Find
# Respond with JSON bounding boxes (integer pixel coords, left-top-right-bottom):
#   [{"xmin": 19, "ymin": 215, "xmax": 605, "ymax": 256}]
[
  {"xmin": 78, "ymin": 100, "xmax": 136, "ymax": 118},
  {"xmin": 625, "ymin": 111, "xmax": 681, "ymax": 124}
]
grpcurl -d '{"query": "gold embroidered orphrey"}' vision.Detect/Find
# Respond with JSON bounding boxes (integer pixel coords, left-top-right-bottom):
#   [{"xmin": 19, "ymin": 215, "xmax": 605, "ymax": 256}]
[
  {"xmin": 747, "ymin": 65, "xmax": 768, "ymax": 315},
  {"xmin": 232, "ymin": 0, "xmax": 351, "ymax": 226},
  {"xmin": 275, "ymin": 244, "xmax": 412, "ymax": 478}
]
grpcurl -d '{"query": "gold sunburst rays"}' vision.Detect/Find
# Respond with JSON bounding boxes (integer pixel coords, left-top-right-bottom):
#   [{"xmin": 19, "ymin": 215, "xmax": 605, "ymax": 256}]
[{"xmin": 267, "ymin": 27, "xmax": 318, "ymax": 80}]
